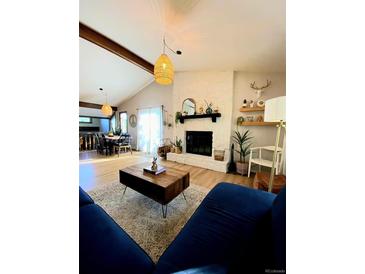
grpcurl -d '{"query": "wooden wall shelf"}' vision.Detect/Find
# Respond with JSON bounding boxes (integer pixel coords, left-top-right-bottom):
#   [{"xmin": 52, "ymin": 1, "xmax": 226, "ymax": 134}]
[
  {"xmin": 240, "ymin": 121, "xmax": 279, "ymax": 126},
  {"xmin": 179, "ymin": 113, "xmax": 221, "ymax": 123},
  {"xmin": 239, "ymin": 107, "xmax": 265, "ymax": 112}
]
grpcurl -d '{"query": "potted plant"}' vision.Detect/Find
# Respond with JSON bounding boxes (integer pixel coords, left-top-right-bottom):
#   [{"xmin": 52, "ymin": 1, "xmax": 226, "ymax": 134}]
[
  {"xmin": 171, "ymin": 137, "xmax": 183, "ymax": 154},
  {"xmin": 175, "ymin": 112, "xmax": 182, "ymax": 124},
  {"xmin": 113, "ymin": 126, "xmax": 121, "ymax": 136},
  {"xmin": 232, "ymin": 130, "xmax": 252, "ymax": 175}
]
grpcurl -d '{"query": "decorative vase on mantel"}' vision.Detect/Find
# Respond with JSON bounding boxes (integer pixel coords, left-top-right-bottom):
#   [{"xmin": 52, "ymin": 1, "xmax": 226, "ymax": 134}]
[{"xmin": 204, "ymin": 100, "xmax": 213, "ymax": 114}]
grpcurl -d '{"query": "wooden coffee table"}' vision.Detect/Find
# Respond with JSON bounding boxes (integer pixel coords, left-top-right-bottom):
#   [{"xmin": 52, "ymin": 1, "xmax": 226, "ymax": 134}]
[{"xmin": 119, "ymin": 163, "xmax": 190, "ymax": 218}]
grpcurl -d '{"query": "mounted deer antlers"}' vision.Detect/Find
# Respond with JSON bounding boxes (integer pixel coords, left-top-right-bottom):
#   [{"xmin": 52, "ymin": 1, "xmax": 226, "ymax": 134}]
[
  {"xmin": 250, "ymin": 80, "xmax": 271, "ymax": 90},
  {"xmin": 249, "ymin": 80, "xmax": 271, "ymax": 98}
]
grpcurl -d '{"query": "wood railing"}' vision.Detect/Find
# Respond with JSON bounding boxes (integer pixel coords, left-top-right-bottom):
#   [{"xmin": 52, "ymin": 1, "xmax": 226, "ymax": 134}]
[{"xmin": 79, "ymin": 133, "xmax": 97, "ymax": 151}]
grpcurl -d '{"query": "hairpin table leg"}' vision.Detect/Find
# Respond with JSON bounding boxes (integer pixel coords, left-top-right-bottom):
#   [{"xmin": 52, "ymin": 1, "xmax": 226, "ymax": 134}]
[
  {"xmin": 161, "ymin": 204, "xmax": 168, "ymax": 218},
  {"xmin": 122, "ymin": 185, "xmax": 127, "ymax": 199}
]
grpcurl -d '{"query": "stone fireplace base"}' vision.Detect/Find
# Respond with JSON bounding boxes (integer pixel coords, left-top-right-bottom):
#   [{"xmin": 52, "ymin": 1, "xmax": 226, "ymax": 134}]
[{"xmin": 167, "ymin": 152, "xmax": 228, "ymax": 173}]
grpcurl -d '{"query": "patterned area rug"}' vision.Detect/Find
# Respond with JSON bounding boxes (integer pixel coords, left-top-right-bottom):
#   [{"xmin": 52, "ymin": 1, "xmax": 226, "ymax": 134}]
[{"xmin": 87, "ymin": 181, "xmax": 209, "ymax": 262}]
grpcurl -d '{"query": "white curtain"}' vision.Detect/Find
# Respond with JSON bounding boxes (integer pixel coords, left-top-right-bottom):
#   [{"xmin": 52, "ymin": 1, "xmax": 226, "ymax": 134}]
[{"xmin": 137, "ymin": 107, "xmax": 163, "ymax": 154}]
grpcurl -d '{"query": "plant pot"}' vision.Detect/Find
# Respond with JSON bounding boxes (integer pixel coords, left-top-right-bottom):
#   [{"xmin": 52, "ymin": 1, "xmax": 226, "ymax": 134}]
[
  {"xmin": 175, "ymin": 147, "xmax": 182, "ymax": 154},
  {"xmin": 235, "ymin": 162, "xmax": 248, "ymax": 175},
  {"xmin": 170, "ymin": 147, "xmax": 175, "ymax": 153}
]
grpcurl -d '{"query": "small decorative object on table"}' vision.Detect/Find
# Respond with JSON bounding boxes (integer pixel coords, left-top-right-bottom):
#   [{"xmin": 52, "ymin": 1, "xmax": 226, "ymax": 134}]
[
  {"xmin": 143, "ymin": 156, "xmax": 166, "ymax": 175},
  {"xmin": 143, "ymin": 165, "xmax": 166, "ymax": 175},
  {"xmin": 257, "ymin": 100, "xmax": 265, "ymax": 108},
  {"xmin": 249, "ymin": 100, "xmax": 254, "ymax": 108},
  {"xmin": 213, "ymin": 106, "xmax": 219, "ymax": 113},
  {"xmin": 151, "ymin": 156, "xmax": 158, "ymax": 171},
  {"xmin": 198, "ymin": 105, "xmax": 204, "ymax": 114},
  {"xmin": 242, "ymin": 99, "xmax": 248, "ymax": 108},
  {"xmin": 108, "ymin": 131, "xmax": 114, "ymax": 137}
]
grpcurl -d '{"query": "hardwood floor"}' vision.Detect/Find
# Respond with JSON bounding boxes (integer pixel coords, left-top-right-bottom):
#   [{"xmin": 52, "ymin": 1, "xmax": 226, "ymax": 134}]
[{"xmin": 79, "ymin": 151, "xmax": 254, "ymax": 191}]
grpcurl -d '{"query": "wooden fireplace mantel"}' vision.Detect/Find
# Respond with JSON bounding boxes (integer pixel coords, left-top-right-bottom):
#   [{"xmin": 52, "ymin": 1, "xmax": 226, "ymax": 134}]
[{"xmin": 179, "ymin": 113, "xmax": 221, "ymax": 123}]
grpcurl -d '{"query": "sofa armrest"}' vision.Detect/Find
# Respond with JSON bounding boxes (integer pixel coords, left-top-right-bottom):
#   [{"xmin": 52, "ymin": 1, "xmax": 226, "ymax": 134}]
[
  {"xmin": 79, "ymin": 186, "xmax": 94, "ymax": 207},
  {"xmin": 80, "ymin": 204, "xmax": 154, "ymax": 274},
  {"xmin": 154, "ymin": 182, "xmax": 275, "ymax": 274}
]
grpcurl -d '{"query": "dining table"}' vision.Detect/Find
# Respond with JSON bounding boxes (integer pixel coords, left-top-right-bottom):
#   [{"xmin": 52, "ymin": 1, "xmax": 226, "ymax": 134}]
[
  {"xmin": 104, "ymin": 135, "xmax": 121, "ymax": 141},
  {"xmin": 103, "ymin": 135, "xmax": 133, "ymax": 155}
]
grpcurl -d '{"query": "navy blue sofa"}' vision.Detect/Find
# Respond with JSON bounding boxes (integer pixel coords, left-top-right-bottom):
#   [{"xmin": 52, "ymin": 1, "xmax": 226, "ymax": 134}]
[{"xmin": 80, "ymin": 183, "xmax": 286, "ymax": 274}]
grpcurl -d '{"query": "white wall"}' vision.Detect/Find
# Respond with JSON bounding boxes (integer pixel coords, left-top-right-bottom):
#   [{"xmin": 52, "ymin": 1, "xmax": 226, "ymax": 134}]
[
  {"xmin": 118, "ymin": 82, "xmax": 173, "ymax": 149},
  {"xmin": 232, "ymin": 72, "xmax": 286, "ymax": 170},
  {"xmin": 232, "ymin": 71, "xmax": 286, "ymax": 148},
  {"xmin": 173, "ymin": 71, "xmax": 234, "ymax": 159},
  {"xmin": 117, "ymin": 71, "xmax": 286, "ymax": 166}
]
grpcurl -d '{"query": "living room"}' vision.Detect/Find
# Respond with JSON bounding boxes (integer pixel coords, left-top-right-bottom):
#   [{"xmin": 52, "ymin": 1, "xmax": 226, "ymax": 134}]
[
  {"xmin": 78, "ymin": 1, "xmax": 286, "ymax": 273},
  {"xmin": 2, "ymin": 0, "xmax": 364, "ymax": 274}
]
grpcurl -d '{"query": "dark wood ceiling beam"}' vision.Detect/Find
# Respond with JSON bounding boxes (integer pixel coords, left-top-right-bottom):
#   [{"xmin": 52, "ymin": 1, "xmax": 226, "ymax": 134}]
[
  {"xmin": 79, "ymin": 101, "xmax": 118, "ymax": 111},
  {"xmin": 79, "ymin": 22, "xmax": 154, "ymax": 74}
]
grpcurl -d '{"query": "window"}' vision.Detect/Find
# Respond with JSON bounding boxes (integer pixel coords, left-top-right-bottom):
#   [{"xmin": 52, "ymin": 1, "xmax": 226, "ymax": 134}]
[
  {"xmin": 79, "ymin": 116, "xmax": 92, "ymax": 123},
  {"xmin": 119, "ymin": 112, "xmax": 128, "ymax": 134},
  {"xmin": 137, "ymin": 107, "xmax": 162, "ymax": 154}
]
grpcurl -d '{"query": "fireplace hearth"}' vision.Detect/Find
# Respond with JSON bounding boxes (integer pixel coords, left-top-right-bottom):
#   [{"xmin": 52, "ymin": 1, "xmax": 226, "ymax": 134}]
[{"xmin": 186, "ymin": 131, "xmax": 213, "ymax": 156}]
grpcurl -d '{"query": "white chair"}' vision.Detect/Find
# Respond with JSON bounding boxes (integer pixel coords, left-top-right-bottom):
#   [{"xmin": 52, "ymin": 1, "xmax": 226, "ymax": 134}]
[{"xmin": 247, "ymin": 146, "xmax": 283, "ymax": 177}]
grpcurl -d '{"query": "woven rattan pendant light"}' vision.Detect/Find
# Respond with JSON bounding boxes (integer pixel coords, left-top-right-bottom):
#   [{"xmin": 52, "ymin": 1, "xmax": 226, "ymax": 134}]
[
  {"xmin": 100, "ymin": 88, "xmax": 113, "ymax": 116},
  {"xmin": 154, "ymin": 53, "xmax": 174, "ymax": 85},
  {"xmin": 154, "ymin": 37, "xmax": 181, "ymax": 85}
]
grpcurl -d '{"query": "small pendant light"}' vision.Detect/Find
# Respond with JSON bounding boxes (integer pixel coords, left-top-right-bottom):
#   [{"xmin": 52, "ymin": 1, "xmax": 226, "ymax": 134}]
[{"xmin": 100, "ymin": 88, "xmax": 113, "ymax": 116}]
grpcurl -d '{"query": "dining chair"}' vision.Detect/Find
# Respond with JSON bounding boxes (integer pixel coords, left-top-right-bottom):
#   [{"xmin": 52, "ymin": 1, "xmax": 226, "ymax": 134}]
[
  {"xmin": 95, "ymin": 134, "xmax": 102, "ymax": 154},
  {"xmin": 114, "ymin": 134, "xmax": 132, "ymax": 157},
  {"xmin": 99, "ymin": 135, "xmax": 112, "ymax": 156}
]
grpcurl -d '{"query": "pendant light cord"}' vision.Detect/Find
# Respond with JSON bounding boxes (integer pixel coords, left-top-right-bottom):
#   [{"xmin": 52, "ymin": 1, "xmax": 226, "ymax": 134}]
[
  {"xmin": 163, "ymin": 35, "xmax": 182, "ymax": 55},
  {"xmin": 163, "ymin": 36, "xmax": 166, "ymax": 54}
]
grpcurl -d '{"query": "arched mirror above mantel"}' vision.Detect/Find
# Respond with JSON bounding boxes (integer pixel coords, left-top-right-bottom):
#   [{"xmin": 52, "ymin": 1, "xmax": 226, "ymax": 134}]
[{"xmin": 182, "ymin": 98, "xmax": 196, "ymax": 115}]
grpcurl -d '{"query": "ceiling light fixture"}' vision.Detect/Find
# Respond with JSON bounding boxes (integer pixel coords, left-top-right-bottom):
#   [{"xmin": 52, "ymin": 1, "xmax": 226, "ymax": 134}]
[
  {"xmin": 99, "ymin": 88, "xmax": 113, "ymax": 116},
  {"xmin": 154, "ymin": 36, "xmax": 182, "ymax": 85}
]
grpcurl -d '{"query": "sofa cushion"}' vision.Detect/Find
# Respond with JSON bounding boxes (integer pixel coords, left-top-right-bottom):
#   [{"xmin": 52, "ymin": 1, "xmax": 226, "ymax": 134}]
[
  {"xmin": 79, "ymin": 204, "xmax": 154, "ymax": 274},
  {"xmin": 173, "ymin": 264, "xmax": 227, "ymax": 274},
  {"xmin": 154, "ymin": 182, "xmax": 275, "ymax": 274},
  {"xmin": 79, "ymin": 187, "xmax": 94, "ymax": 207}
]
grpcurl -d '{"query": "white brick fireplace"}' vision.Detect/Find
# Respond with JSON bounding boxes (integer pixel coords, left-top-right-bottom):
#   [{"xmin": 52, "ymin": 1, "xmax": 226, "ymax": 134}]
[{"xmin": 167, "ymin": 71, "xmax": 234, "ymax": 172}]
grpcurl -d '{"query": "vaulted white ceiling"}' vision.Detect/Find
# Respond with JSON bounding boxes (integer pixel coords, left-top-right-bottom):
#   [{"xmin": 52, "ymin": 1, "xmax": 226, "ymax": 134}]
[
  {"xmin": 79, "ymin": 38, "xmax": 153, "ymax": 106},
  {"xmin": 79, "ymin": 0, "xmax": 285, "ymax": 106}
]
